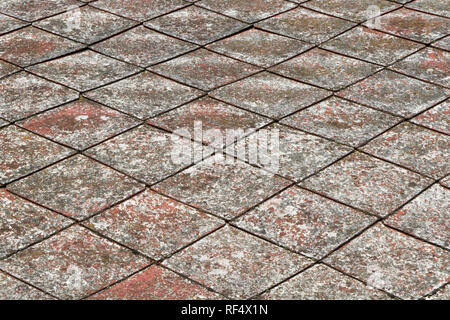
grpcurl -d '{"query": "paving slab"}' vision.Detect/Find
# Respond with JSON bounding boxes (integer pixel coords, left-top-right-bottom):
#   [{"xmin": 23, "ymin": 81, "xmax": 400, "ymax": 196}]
[
  {"xmin": 0, "ymin": 59, "xmax": 20, "ymax": 78},
  {"xmin": 0, "ymin": 0, "xmax": 83, "ymax": 22},
  {"xmin": 0, "ymin": 13, "xmax": 27, "ymax": 35},
  {"xmin": 0, "ymin": 272, "xmax": 52, "ymax": 300},
  {"xmin": 406, "ymin": 0, "xmax": 450, "ymax": 17},
  {"xmin": 411, "ymin": 100, "xmax": 449, "ymax": 134}
]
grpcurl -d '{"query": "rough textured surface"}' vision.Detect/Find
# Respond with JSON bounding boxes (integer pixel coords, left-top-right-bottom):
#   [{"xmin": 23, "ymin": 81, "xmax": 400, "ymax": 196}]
[
  {"xmin": 256, "ymin": 7, "xmax": 356, "ymax": 44},
  {"xmin": 85, "ymin": 125, "xmax": 211, "ymax": 185},
  {"xmin": 0, "ymin": 225, "xmax": 149, "ymax": 299},
  {"xmin": 271, "ymin": 48, "xmax": 382, "ymax": 91},
  {"xmin": 210, "ymin": 72, "xmax": 331, "ymax": 119},
  {"xmin": 18, "ymin": 99, "xmax": 139, "ymax": 150},
  {"xmin": 0, "ymin": 27, "xmax": 84, "ymax": 67},
  {"xmin": 7, "ymin": 155, "xmax": 144, "ymax": 220},
  {"xmin": 0, "ymin": 272, "xmax": 52, "ymax": 300},
  {"xmin": 0, "ymin": 60, "xmax": 20, "ymax": 79},
  {"xmin": 149, "ymin": 49, "xmax": 261, "ymax": 91},
  {"xmin": 0, "ymin": 189, "xmax": 71, "ymax": 258},
  {"xmin": 261, "ymin": 264, "xmax": 391, "ymax": 300},
  {"xmin": 281, "ymin": 97, "xmax": 401, "ymax": 147},
  {"xmin": 85, "ymin": 189, "xmax": 223, "ymax": 259},
  {"xmin": 433, "ymin": 36, "xmax": 450, "ymax": 51},
  {"xmin": 206, "ymin": 29, "xmax": 312, "ymax": 68},
  {"xmin": 84, "ymin": 71, "xmax": 203, "ymax": 120},
  {"xmin": 337, "ymin": 70, "xmax": 448, "ymax": 117},
  {"xmin": 0, "ymin": 125, "xmax": 74, "ymax": 185},
  {"xmin": 406, "ymin": 0, "xmax": 450, "ymax": 17},
  {"xmin": 411, "ymin": 100, "xmax": 449, "ymax": 134},
  {"xmin": 427, "ymin": 285, "xmax": 450, "ymax": 300},
  {"xmin": 154, "ymin": 155, "xmax": 291, "ymax": 219},
  {"xmin": 92, "ymin": 26, "xmax": 198, "ymax": 67},
  {"xmin": 322, "ymin": 27, "xmax": 424, "ymax": 66},
  {"xmin": 301, "ymin": 152, "xmax": 433, "ymax": 217},
  {"xmin": 0, "ymin": 0, "xmax": 82, "ymax": 22},
  {"xmin": 163, "ymin": 226, "xmax": 313, "ymax": 299},
  {"xmin": 148, "ymin": 97, "xmax": 271, "ymax": 148},
  {"xmin": 27, "ymin": 50, "xmax": 141, "ymax": 92},
  {"xmin": 0, "ymin": 13, "xmax": 27, "ymax": 35},
  {"xmin": 35, "ymin": 6, "xmax": 137, "ymax": 45},
  {"xmin": 362, "ymin": 122, "xmax": 449, "ymax": 179},
  {"xmin": 325, "ymin": 223, "xmax": 449, "ymax": 300},
  {"xmin": 89, "ymin": 266, "xmax": 222, "ymax": 300},
  {"xmin": 0, "ymin": 72, "xmax": 79, "ymax": 121},
  {"xmin": 144, "ymin": 6, "xmax": 248, "ymax": 45},
  {"xmin": 386, "ymin": 183, "xmax": 449, "ymax": 249},
  {"xmin": 234, "ymin": 187, "xmax": 375, "ymax": 258},
  {"xmin": 391, "ymin": 48, "xmax": 450, "ymax": 87}
]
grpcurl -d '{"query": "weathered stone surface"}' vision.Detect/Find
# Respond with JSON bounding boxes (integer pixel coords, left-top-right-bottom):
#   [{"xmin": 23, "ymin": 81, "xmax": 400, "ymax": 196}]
[
  {"xmin": 432, "ymin": 36, "xmax": 450, "ymax": 51},
  {"xmin": 406, "ymin": 0, "xmax": 450, "ymax": 18},
  {"xmin": 0, "ymin": 59, "xmax": 20, "ymax": 79},
  {"xmin": 411, "ymin": 100, "xmax": 449, "ymax": 135},
  {"xmin": 0, "ymin": 272, "xmax": 52, "ymax": 300},
  {"xmin": 426, "ymin": 285, "xmax": 450, "ymax": 300},
  {"xmin": 0, "ymin": 0, "xmax": 82, "ymax": 22},
  {"xmin": 0, "ymin": 13, "xmax": 27, "ymax": 35}
]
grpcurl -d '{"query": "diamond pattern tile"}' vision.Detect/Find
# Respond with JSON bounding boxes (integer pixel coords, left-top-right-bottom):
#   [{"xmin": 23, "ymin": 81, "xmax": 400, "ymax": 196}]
[
  {"xmin": 325, "ymin": 223, "xmax": 449, "ymax": 299},
  {"xmin": 83, "ymin": 71, "xmax": 203, "ymax": 120},
  {"xmin": 0, "ymin": 0, "xmax": 83, "ymax": 22},
  {"xmin": 0, "ymin": 125, "xmax": 74, "ymax": 185},
  {"xmin": 0, "ymin": 225, "xmax": 149, "ymax": 299},
  {"xmin": 406, "ymin": 0, "xmax": 450, "ymax": 18},
  {"xmin": 0, "ymin": 272, "xmax": 52, "ymax": 300},
  {"xmin": 85, "ymin": 189, "xmax": 223, "ymax": 259},
  {"xmin": 7, "ymin": 155, "xmax": 144, "ymax": 220},
  {"xmin": 149, "ymin": 49, "xmax": 261, "ymax": 91},
  {"xmin": 144, "ymin": 6, "xmax": 248, "ymax": 45},
  {"xmin": 281, "ymin": 96, "xmax": 401, "ymax": 147},
  {"xmin": 0, "ymin": 12, "xmax": 27, "ymax": 35},
  {"xmin": 92, "ymin": 26, "xmax": 198, "ymax": 67},
  {"xmin": 256, "ymin": 7, "xmax": 356, "ymax": 44},
  {"xmin": 18, "ymin": 99, "xmax": 139, "ymax": 150},
  {"xmin": 270, "ymin": 48, "xmax": 382, "ymax": 91},
  {"xmin": 0, "ymin": 59, "xmax": 20, "ymax": 78},
  {"xmin": 411, "ymin": 100, "xmax": 449, "ymax": 134},
  {"xmin": 35, "ymin": 6, "xmax": 137, "ymax": 45},
  {"xmin": 0, "ymin": 27, "xmax": 84, "ymax": 67},
  {"xmin": 163, "ymin": 225, "xmax": 313, "ymax": 299},
  {"xmin": 210, "ymin": 72, "xmax": 331, "ymax": 119},
  {"xmin": 27, "ymin": 50, "xmax": 141, "ymax": 92},
  {"xmin": 154, "ymin": 155, "xmax": 291, "ymax": 219},
  {"xmin": 206, "ymin": 29, "xmax": 312, "ymax": 68},
  {"xmin": 0, "ymin": 72, "xmax": 79, "ymax": 121},
  {"xmin": 301, "ymin": 152, "xmax": 432, "ymax": 216},
  {"xmin": 432, "ymin": 36, "xmax": 450, "ymax": 51}
]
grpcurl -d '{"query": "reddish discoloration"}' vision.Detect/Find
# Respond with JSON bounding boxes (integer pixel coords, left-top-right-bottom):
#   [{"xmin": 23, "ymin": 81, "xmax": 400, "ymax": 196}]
[
  {"xmin": 412, "ymin": 100, "xmax": 449, "ymax": 134},
  {"xmin": 0, "ymin": 272, "xmax": 53, "ymax": 300}
]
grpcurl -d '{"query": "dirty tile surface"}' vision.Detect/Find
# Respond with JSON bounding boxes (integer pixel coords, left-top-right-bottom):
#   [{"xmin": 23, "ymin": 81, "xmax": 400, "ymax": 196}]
[{"xmin": 1, "ymin": 0, "xmax": 449, "ymax": 301}]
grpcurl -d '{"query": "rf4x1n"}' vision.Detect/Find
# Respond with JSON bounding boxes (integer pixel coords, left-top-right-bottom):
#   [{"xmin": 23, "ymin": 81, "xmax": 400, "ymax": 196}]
[{"xmin": 225, "ymin": 304, "xmax": 268, "ymax": 315}]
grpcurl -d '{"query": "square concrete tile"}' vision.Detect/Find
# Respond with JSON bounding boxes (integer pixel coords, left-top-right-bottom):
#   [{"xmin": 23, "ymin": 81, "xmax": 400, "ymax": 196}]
[
  {"xmin": 256, "ymin": 7, "xmax": 356, "ymax": 44},
  {"xmin": 325, "ymin": 223, "xmax": 450, "ymax": 299},
  {"xmin": 92, "ymin": 26, "xmax": 198, "ymax": 67},
  {"xmin": 361, "ymin": 122, "xmax": 449, "ymax": 179},
  {"xmin": 210, "ymin": 72, "xmax": 330, "ymax": 119},
  {"xmin": 281, "ymin": 97, "xmax": 401, "ymax": 147},
  {"xmin": 301, "ymin": 152, "xmax": 433, "ymax": 216},
  {"xmin": 0, "ymin": 272, "xmax": 52, "ymax": 300},
  {"xmin": 234, "ymin": 187, "xmax": 376, "ymax": 259},
  {"xmin": 337, "ymin": 70, "xmax": 448, "ymax": 117},
  {"xmin": 154, "ymin": 155, "xmax": 291, "ymax": 219},
  {"xmin": 35, "ymin": 6, "xmax": 137, "ymax": 45},
  {"xmin": 0, "ymin": 72, "xmax": 79, "ymax": 121},
  {"xmin": 197, "ymin": 0, "xmax": 296, "ymax": 23},
  {"xmin": 163, "ymin": 226, "xmax": 313, "ymax": 299},
  {"xmin": 18, "ymin": 99, "xmax": 139, "ymax": 150},
  {"xmin": 144, "ymin": 6, "xmax": 248, "ymax": 45},
  {"xmin": 386, "ymin": 184, "xmax": 449, "ymax": 249},
  {"xmin": 0, "ymin": 189, "xmax": 71, "ymax": 258},
  {"xmin": 206, "ymin": 29, "xmax": 312, "ymax": 68},
  {"xmin": 85, "ymin": 189, "xmax": 223, "ymax": 259},
  {"xmin": 83, "ymin": 71, "xmax": 203, "ymax": 120},
  {"xmin": 321, "ymin": 27, "xmax": 424, "ymax": 66},
  {"xmin": 148, "ymin": 97, "xmax": 271, "ymax": 148},
  {"xmin": 149, "ymin": 49, "xmax": 261, "ymax": 91},
  {"xmin": 0, "ymin": 27, "xmax": 84, "ymax": 67},
  {"xmin": 0, "ymin": 13, "xmax": 27, "ymax": 35},
  {"xmin": 85, "ymin": 125, "xmax": 212, "ymax": 185},
  {"xmin": 365, "ymin": 8, "xmax": 450, "ymax": 44},
  {"xmin": 303, "ymin": 0, "xmax": 401, "ymax": 23},
  {"xmin": 411, "ymin": 100, "xmax": 449, "ymax": 135},
  {"xmin": 0, "ymin": 59, "xmax": 20, "ymax": 78},
  {"xmin": 261, "ymin": 264, "xmax": 390, "ymax": 300},
  {"xmin": 7, "ymin": 155, "xmax": 144, "ymax": 220},
  {"xmin": 0, "ymin": 225, "xmax": 149, "ymax": 299},
  {"xmin": 0, "ymin": 0, "xmax": 82, "ymax": 22},
  {"xmin": 0, "ymin": 125, "xmax": 74, "ymax": 185},
  {"xmin": 406, "ymin": 0, "xmax": 450, "ymax": 18},
  {"xmin": 27, "ymin": 50, "xmax": 141, "ymax": 92},
  {"xmin": 391, "ymin": 48, "xmax": 450, "ymax": 87},
  {"xmin": 91, "ymin": 0, "xmax": 189, "ymax": 22},
  {"xmin": 270, "ymin": 48, "xmax": 382, "ymax": 91},
  {"xmin": 226, "ymin": 124, "xmax": 352, "ymax": 180},
  {"xmin": 89, "ymin": 265, "xmax": 222, "ymax": 300},
  {"xmin": 432, "ymin": 36, "xmax": 450, "ymax": 51}
]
